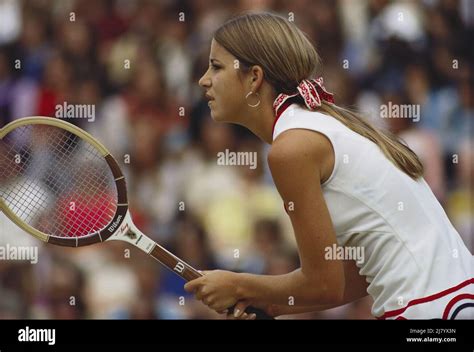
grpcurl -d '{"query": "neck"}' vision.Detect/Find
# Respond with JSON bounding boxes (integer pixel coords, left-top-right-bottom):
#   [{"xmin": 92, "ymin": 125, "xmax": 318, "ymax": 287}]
[{"xmin": 241, "ymin": 95, "xmax": 276, "ymax": 145}]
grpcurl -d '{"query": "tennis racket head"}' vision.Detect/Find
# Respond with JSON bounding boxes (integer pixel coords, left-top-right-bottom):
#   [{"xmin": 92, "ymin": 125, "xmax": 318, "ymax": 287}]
[{"xmin": 0, "ymin": 116, "xmax": 128, "ymax": 247}]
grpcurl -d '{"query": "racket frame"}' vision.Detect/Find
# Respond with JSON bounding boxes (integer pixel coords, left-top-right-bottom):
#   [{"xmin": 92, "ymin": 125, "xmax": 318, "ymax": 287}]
[{"xmin": 0, "ymin": 116, "xmax": 201, "ymax": 280}]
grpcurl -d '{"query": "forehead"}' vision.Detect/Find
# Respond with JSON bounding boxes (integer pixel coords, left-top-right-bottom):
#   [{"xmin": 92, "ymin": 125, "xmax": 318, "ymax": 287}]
[{"xmin": 210, "ymin": 39, "xmax": 234, "ymax": 62}]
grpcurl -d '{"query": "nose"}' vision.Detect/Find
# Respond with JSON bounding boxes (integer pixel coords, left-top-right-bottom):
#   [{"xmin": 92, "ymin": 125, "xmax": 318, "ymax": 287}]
[{"xmin": 199, "ymin": 68, "xmax": 211, "ymax": 88}]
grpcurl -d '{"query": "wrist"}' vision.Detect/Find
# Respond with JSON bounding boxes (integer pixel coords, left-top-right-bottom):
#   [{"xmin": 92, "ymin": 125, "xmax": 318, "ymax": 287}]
[{"xmin": 234, "ymin": 272, "xmax": 252, "ymax": 301}]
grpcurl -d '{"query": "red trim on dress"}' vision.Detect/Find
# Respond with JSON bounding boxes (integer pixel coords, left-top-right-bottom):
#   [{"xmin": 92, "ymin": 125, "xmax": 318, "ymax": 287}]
[
  {"xmin": 442, "ymin": 293, "xmax": 474, "ymax": 319},
  {"xmin": 378, "ymin": 278, "xmax": 474, "ymax": 319}
]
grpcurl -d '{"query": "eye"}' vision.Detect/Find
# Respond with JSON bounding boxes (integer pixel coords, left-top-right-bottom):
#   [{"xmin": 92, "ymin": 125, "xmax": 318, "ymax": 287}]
[{"xmin": 210, "ymin": 63, "xmax": 221, "ymax": 71}]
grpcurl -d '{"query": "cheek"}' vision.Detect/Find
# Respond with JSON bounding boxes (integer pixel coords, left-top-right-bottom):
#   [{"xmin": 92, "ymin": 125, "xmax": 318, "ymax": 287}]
[
  {"xmin": 216, "ymin": 73, "xmax": 242, "ymax": 105},
  {"xmin": 210, "ymin": 71, "xmax": 245, "ymax": 121}
]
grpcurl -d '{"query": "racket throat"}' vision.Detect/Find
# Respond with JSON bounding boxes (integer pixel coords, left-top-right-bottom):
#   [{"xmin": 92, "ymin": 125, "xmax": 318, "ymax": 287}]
[
  {"xmin": 121, "ymin": 224, "xmax": 137, "ymax": 240},
  {"xmin": 106, "ymin": 210, "xmax": 155, "ymax": 253}
]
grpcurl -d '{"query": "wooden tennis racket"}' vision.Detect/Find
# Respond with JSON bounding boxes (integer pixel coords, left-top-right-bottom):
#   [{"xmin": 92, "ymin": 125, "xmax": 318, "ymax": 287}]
[{"xmin": 0, "ymin": 116, "xmax": 272, "ymax": 319}]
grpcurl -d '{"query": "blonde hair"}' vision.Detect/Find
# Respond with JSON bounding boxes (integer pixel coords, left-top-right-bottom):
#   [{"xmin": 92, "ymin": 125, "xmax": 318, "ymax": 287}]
[{"xmin": 214, "ymin": 13, "xmax": 423, "ymax": 180}]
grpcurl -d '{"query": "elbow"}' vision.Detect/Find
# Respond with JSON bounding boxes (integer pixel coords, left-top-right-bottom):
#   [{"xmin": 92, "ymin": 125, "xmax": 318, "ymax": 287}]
[{"xmin": 317, "ymin": 278, "xmax": 345, "ymax": 305}]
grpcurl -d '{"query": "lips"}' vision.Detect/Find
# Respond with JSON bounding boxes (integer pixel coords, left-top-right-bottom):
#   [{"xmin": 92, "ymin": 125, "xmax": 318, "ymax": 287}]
[{"xmin": 205, "ymin": 93, "xmax": 214, "ymax": 101}]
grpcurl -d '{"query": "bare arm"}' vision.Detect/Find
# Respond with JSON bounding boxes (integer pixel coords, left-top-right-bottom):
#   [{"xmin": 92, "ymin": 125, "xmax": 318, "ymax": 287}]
[
  {"xmin": 232, "ymin": 129, "xmax": 345, "ymax": 307},
  {"xmin": 267, "ymin": 259, "xmax": 369, "ymax": 316},
  {"xmin": 186, "ymin": 129, "xmax": 354, "ymax": 315}
]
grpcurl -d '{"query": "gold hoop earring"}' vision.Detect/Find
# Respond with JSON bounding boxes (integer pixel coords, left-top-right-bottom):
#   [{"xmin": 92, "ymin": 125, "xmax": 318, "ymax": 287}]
[{"xmin": 245, "ymin": 91, "xmax": 261, "ymax": 108}]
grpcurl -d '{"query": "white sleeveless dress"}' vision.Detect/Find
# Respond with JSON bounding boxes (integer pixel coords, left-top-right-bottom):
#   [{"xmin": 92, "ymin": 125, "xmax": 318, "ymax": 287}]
[{"xmin": 273, "ymin": 103, "xmax": 473, "ymax": 319}]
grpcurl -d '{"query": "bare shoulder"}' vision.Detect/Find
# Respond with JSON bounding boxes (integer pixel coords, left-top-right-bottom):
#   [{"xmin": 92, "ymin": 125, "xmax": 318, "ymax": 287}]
[{"xmin": 268, "ymin": 129, "xmax": 334, "ymax": 184}]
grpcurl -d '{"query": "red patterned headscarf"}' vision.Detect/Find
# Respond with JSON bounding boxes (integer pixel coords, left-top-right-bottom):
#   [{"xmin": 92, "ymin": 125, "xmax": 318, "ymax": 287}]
[{"xmin": 273, "ymin": 77, "xmax": 335, "ymax": 117}]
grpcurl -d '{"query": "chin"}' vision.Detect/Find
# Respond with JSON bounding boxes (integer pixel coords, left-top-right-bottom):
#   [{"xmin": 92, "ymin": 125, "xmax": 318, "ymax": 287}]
[
  {"xmin": 210, "ymin": 109, "xmax": 226, "ymax": 122},
  {"xmin": 209, "ymin": 105, "xmax": 236, "ymax": 124}
]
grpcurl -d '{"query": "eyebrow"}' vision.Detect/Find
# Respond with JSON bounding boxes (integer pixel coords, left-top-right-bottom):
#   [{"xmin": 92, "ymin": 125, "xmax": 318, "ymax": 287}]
[{"xmin": 210, "ymin": 58, "xmax": 222, "ymax": 65}]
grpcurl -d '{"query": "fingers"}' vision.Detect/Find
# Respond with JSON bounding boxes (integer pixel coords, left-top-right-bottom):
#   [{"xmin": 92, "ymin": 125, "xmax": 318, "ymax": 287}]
[
  {"xmin": 233, "ymin": 300, "xmax": 251, "ymax": 318},
  {"xmin": 184, "ymin": 270, "xmax": 241, "ymax": 314},
  {"xmin": 225, "ymin": 300, "xmax": 255, "ymax": 320},
  {"xmin": 184, "ymin": 270, "xmax": 211, "ymax": 292},
  {"xmin": 207, "ymin": 298, "xmax": 231, "ymax": 313},
  {"xmin": 184, "ymin": 277, "xmax": 204, "ymax": 293},
  {"xmin": 226, "ymin": 311, "xmax": 256, "ymax": 320},
  {"xmin": 192, "ymin": 291, "xmax": 228, "ymax": 312}
]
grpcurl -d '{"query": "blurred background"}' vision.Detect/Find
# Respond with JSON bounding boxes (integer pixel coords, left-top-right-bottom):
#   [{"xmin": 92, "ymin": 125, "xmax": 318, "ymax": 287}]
[{"xmin": 0, "ymin": 0, "xmax": 472, "ymax": 319}]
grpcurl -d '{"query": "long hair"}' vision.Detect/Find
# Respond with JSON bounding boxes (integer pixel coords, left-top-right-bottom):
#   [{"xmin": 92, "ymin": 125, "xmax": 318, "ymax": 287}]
[{"xmin": 214, "ymin": 13, "xmax": 423, "ymax": 180}]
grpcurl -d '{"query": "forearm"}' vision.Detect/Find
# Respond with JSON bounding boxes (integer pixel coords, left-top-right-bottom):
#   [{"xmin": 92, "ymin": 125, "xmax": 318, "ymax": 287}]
[
  {"xmin": 269, "ymin": 293, "xmax": 368, "ymax": 316},
  {"xmin": 269, "ymin": 303, "xmax": 341, "ymax": 316},
  {"xmin": 236, "ymin": 268, "xmax": 343, "ymax": 307}
]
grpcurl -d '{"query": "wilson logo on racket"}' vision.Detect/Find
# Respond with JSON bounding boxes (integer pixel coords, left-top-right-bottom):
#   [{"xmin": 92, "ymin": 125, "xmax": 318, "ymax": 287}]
[
  {"xmin": 174, "ymin": 262, "xmax": 186, "ymax": 273},
  {"xmin": 107, "ymin": 215, "xmax": 123, "ymax": 233}
]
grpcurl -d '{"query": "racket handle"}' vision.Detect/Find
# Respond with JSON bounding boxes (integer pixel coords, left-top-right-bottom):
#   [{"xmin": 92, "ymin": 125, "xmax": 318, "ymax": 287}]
[
  {"xmin": 148, "ymin": 245, "xmax": 274, "ymax": 319},
  {"xmin": 229, "ymin": 305, "xmax": 274, "ymax": 320}
]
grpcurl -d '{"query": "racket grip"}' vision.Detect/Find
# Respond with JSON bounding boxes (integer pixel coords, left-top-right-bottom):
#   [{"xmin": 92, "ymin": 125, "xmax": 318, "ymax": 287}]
[{"xmin": 229, "ymin": 305, "xmax": 274, "ymax": 320}]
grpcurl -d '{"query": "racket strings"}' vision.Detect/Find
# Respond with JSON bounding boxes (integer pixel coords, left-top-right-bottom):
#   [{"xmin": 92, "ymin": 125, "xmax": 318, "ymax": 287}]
[
  {"xmin": 0, "ymin": 123, "xmax": 118, "ymax": 238},
  {"xmin": 1, "ymin": 126, "xmax": 50, "ymax": 223},
  {"xmin": 57, "ymin": 163, "xmax": 116, "ymax": 237},
  {"xmin": 1, "ymin": 125, "xmax": 73, "ymax": 226}
]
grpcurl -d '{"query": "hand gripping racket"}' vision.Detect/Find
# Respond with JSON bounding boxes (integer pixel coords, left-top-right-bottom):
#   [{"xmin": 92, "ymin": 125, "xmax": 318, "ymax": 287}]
[{"xmin": 0, "ymin": 116, "xmax": 272, "ymax": 319}]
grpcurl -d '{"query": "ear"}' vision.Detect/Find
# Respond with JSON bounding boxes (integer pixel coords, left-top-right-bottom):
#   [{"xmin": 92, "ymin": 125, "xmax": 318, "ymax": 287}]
[{"xmin": 249, "ymin": 65, "xmax": 265, "ymax": 93}]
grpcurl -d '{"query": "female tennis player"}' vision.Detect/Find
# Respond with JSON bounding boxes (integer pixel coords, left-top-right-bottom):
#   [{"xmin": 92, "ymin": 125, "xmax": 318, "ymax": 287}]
[{"xmin": 184, "ymin": 13, "xmax": 473, "ymax": 320}]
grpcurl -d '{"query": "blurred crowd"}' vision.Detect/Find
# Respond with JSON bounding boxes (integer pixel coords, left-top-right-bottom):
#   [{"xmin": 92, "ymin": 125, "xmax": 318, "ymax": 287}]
[{"xmin": 0, "ymin": 0, "xmax": 472, "ymax": 319}]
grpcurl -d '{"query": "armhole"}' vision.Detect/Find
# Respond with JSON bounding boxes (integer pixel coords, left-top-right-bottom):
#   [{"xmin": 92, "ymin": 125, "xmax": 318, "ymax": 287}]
[{"xmin": 318, "ymin": 130, "xmax": 338, "ymax": 187}]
